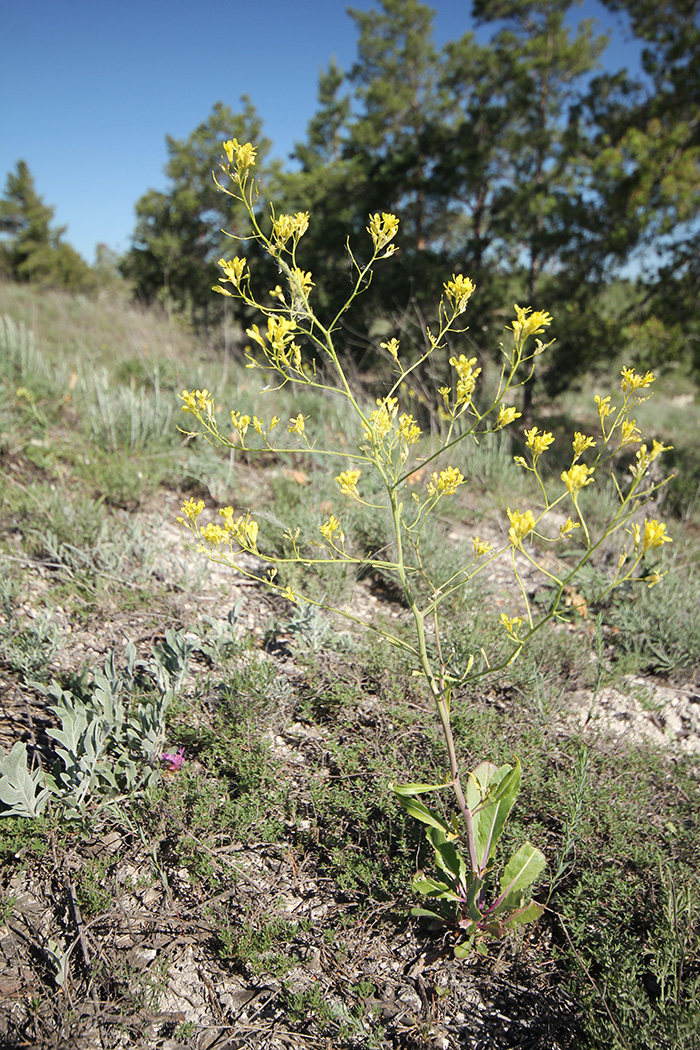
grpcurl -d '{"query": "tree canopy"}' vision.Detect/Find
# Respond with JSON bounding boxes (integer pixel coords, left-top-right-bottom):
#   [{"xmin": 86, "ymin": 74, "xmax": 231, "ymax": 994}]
[{"xmin": 0, "ymin": 161, "xmax": 94, "ymax": 291}]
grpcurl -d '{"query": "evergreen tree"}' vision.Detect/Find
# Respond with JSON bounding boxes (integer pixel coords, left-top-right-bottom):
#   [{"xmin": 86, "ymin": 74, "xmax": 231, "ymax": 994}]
[
  {"xmin": 594, "ymin": 0, "xmax": 700, "ymax": 371},
  {"xmin": 465, "ymin": 0, "xmax": 610, "ymax": 411},
  {"xmin": 121, "ymin": 100, "xmax": 273, "ymax": 329},
  {"xmin": 0, "ymin": 161, "xmax": 94, "ymax": 290}
]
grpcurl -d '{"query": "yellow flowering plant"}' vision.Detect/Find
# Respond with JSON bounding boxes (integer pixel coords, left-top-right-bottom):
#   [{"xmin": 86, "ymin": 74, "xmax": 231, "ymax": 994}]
[{"xmin": 177, "ymin": 140, "xmax": 673, "ymax": 956}]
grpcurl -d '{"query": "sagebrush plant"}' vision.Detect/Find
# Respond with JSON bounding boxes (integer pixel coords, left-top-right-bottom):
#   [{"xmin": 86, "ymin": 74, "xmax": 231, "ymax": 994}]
[{"xmin": 176, "ymin": 138, "xmax": 673, "ymax": 956}]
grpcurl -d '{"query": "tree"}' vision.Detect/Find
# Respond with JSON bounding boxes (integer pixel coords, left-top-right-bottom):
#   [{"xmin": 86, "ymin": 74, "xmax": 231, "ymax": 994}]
[
  {"xmin": 451, "ymin": 1, "xmax": 611, "ymax": 413},
  {"xmin": 593, "ymin": 0, "xmax": 700, "ymax": 371},
  {"xmin": 121, "ymin": 99, "xmax": 274, "ymax": 329},
  {"xmin": 0, "ymin": 161, "xmax": 94, "ymax": 290}
]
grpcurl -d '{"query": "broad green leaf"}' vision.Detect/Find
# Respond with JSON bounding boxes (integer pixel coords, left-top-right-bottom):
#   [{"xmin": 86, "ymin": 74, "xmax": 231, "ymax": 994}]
[
  {"xmin": 427, "ymin": 826, "xmax": 467, "ymax": 884},
  {"xmin": 470, "ymin": 760, "xmax": 521, "ymax": 869},
  {"xmin": 412, "ymin": 874, "xmax": 461, "ymax": 900},
  {"xmin": 504, "ymin": 900, "xmax": 545, "ymax": 929},
  {"xmin": 394, "ymin": 793, "xmax": 450, "ymax": 833},
  {"xmin": 495, "ymin": 842, "xmax": 546, "ymax": 914}
]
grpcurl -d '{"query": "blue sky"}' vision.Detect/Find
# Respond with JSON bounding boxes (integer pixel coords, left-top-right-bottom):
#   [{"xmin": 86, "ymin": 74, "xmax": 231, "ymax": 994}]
[{"xmin": 1, "ymin": 0, "xmax": 642, "ymax": 264}]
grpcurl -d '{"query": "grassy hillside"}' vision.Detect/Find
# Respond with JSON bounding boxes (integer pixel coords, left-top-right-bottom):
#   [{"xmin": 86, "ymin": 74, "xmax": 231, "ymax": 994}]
[{"xmin": 0, "ymin": 281, "xmax": 698, "ymax": 1050}]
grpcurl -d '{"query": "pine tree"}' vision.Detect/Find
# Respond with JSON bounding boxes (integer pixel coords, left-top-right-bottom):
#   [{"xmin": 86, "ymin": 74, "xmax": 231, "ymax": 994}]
[
  {"xmin": 121, "ymin": 100, "xmax": 273, "ymax": 329},
  {"xmin": 0, "ymin": 160, "xmax": 94, "ymax": 290}
]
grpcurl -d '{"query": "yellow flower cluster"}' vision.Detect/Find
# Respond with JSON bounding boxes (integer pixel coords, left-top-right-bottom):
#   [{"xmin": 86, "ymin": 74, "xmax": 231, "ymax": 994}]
[
  {"xmin": 320, "ymin": 515, "xmax": 344, "ymax": 544},
  {"xmin": 621, "ymin": 419, "xmax": 641, "ymax": 445},
  {"xmin": 621, "ymin": 367, "xmax": 655, "ymax": 395},
  {"xmin": 246, "ymin": 316, "xmax": 302, "ymax": 370},
  {"xmin": 180, "ymin": 389, "xmax": 213, "ymax": 416},
  {"xmin": 335, "ymin": 469, "xmax": 362, "ymax": 498},
  {"xmin": 289, "ymin": 267, "xmax": 314, "ymax": 297},
  {"xmin": 218, "ymin": 507, "xmax": 259, "ymax": 551},
  {"xmin": 364, "ymin": 396, "xmax": 399, "ymax": 441},
  {"xmin": 630, "ymin": 440, "xmax": 673, "ymax": 480},
  {"xmin": 630, "ymin": 518, "xmax": 672, "ymax": 554},
  {"xmin": 218, "ymin": 257, "xmax": 248, "ymax": 286},
  {"xmin": 271, "ymin": 212, "xmax": 310, "ymax": 247},
  {"xmin": 594, "ymin": 394, "xmax": 615, "ymax": 420},
  {"xmin": 510, "ymin": 305, "xmax": 553, "ymax": 342},
  {"xmin": 398, "ymin": 413, "xmax": 422, "ymax": 447},
  {"xmin": 559, "ymin": 517, "xmax": 580, "ymax": 538},
  {"xmin": 380, "ymin": 337, "xmax": 400, "ymax": 361},
  {"xmin": 561, "ymin": 464, "xmax": 595, "ymax": 495},
  {"xmin": 507, "ymin": 508, "xmax": 536, "ymax": 548},
  {"xmin": 367, "ymin": 212, "xmax": 399, "ymax": 254},
  {"xmin": 448, "ymin": 354, "xmax": 481, "ymax": 407},
  {"xmin": 223, "ymin": 139, "xmax": 257, "ymax": 170},
  {"xmin": 178, "ymin": 498, "xmax": 205, "ymax": 523},
  {"xmin": 496, "ymin": 404, "xmax": 521, "ymax": 429},
  {"xmin": 525, "ymin": 426, "xmax": 555, "ymax": 458},
  {"xmin": 473, "ymin": 536, "xmax": 494, "ymax": 557},
  {"xmin": 288, "ymin": 414, "xmax": 308, "ymax": 435},
  {"xmin": 427, "ymin": 466, "xmax": 465, "ymax": 496},
  {"xmin": 443, "ymin": 274, "xmax": 476, "ymax": 314},
  {"xmin": 572, "ymin": 432, "xmax": 596, "ymax": 459}
]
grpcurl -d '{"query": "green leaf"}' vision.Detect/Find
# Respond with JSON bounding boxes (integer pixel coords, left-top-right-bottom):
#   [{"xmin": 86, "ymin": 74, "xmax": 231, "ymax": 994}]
[
  {"xmin": 389, "ymin": 779, "xmax": 452, "ymax": 796},
  {"xmin": 394, "ymin": 792, "xmax": 450, "ymax": 833},
  {"xmin": 469, "ymin": 759, "xmax": 521, "ymax": 870},
  {"xmin": 412, "ymin": 874, "xmax": 462, "ymax": 901},
  {"xmin": 0, "ymin": 742, "xmax": 49, "ymax": 818},
  {"xmin": 504, "ymin": 900, "xmax": 545, "ymax": 929},
  {"xmin": 495, "ymin": 842, "xmax": 546, "ymax": 914}
]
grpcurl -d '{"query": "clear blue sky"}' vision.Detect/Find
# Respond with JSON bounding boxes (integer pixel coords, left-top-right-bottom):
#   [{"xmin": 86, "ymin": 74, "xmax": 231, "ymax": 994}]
[{"xmin": 1, "ymin": 0, "xmax": 641, "ymax": 264}]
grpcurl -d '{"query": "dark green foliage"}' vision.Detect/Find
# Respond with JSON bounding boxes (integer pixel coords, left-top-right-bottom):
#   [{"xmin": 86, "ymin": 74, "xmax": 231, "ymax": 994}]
[
  {"xmin": 120, "ymin": 99, "xmax": 275, "ymax": 330},
  {"xmin": 0, "ymin": 161, "xmax": 95, "ymax": 291}
]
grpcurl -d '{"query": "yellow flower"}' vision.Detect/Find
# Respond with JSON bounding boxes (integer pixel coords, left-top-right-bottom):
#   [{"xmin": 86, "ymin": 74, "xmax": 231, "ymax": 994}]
[
  {"xmin": 631, "ymin": 518, "xmax": 672, "ymax": 554},
  {"xmin": 178, "ymin": 498, "xmax": 205, "ymax": 523},
  {"xmin": 561, "ymin": 464, "xmax": 595, "ymax": 495},
  {"xmin": 364, "ymin": 396, "xmax": 399, "ymax": 442},
  {"xmin": 289, "ymin": 267, "xmax": 314, "ymax": 297},
  {"xmin": 448, "ymin": 354, "xmax": 481, "ymax": 406},
  {"xmin": 367, "ymin": 212, "xmax": 399, "ymax": 253},
  {"xmin": 559, "ymin": 517, "xmax": 580, "ymax": 538},
  {"xmin": 500, "ymin": 613, "xmax": 525, "ymax": 640},
  {"xmin": 496, "ymin": 404, "xmax": 521, "ymax": 429},
  {"xmin": 621, "ymin": 367, "xmax": 655, "ymax": 395},
  {"xmin": 180, "ymin": 389, "xmax": 213, "ymax": 415},
  {"xmin": 507, "ymin": 508, "xmax": 536, "ymax": 548},
  {"xmin": 594, "ymin": 394, "xmax": 615, "ymax": 419},
  {"xmin": 223, "ymin": 139, "xmax": 257, "ymax": 170},
  {"xmin": 510, "ymin": 305, "xmax": 553, "ymax": 342},
  {"xmin": 629, "ymin": 440, "xmax": 670, "ymax": 479},
  {"xmin": 335, "ymin": 469, "xmax": 362, "ymax": 498},
  {"xmin": 443, "ymin": 274, "xmax": 476, "ymax": 313},
  {"xmin": 473, "ymin": 536, "xmax": 494, "ymax": 557},
  {"xmin": 272, "ymin": 212, "xmax": 310, "ymax": 246},
  {"xmin": 398, "ymin": 413, "xmax": 422, "ymax": 446},
  {"xmin": 427, "ymin": 466, "xmax": 465, "ymax": 496},
  {"xmin": 649, "ymin": 439, "xmax": 673, "ymax": 461},
  {"xmin": 320, "ymin": 515, "xmax": 344, "ymax": 544},
  {"xmin": 380, "ymin": 337, "xmax": 400, "ymax": 360},
  {"xmin": 525, "ymin": 426, "xmax": 555, "ymax": 458},
  {"xmin": 572, "ymin": 432, "xmax": 597, "ymax": 459},
  {"xmin": 218, "ymin": 257, "xmax": 247, "ymax": 285},
  {"xmin": 620, "ymin": 419, "xmax": 641, "ymax": 445},
  {"xmin": 200, "ymin": 522, "xmax": 227, "ymax": 547},
  {"xmin": 231, "ymin": 411, "xmax": 251, "ymax": 436},
  {"xmin": 288, "ymin": 413, "xmax": 308, "ymax": 435}
]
